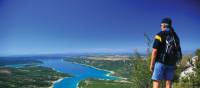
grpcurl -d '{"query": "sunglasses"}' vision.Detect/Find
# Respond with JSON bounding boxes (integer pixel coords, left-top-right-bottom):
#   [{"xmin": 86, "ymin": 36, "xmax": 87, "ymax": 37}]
[{"xmin": 160, "ymin": 23, "xmax": 169, "ymax": 26}]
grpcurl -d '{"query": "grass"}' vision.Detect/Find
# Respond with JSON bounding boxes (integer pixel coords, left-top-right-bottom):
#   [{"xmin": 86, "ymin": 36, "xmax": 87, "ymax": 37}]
[{"xmin": 79, "ymin": 79, "xmax": 133, "ymax": 88}]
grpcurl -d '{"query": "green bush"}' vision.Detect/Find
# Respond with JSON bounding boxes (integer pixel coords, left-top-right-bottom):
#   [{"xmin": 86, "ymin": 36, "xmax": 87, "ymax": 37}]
[{"xmin": 130, "ymin": 50, "xmax": 152, "ymax": 88}]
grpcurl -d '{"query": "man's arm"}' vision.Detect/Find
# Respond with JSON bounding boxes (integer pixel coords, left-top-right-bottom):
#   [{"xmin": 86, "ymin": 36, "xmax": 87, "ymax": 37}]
[
  {"xmin": 150, "ymin": 34, "xmax": 161, "ymax": 72},
  {"xmin": 150, "ymin": 48, "xmax": 157, "ymax": 73}
]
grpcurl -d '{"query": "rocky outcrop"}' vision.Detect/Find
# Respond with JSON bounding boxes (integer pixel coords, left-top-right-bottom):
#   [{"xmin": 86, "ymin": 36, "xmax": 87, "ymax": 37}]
[{"xmin": 180, "ymin": 56, "xmax": 198, "ymax": 78}]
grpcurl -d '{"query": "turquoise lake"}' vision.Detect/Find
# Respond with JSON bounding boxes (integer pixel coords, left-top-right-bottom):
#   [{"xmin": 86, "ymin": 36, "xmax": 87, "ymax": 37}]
[{"xmin": 40, "ymin": 58, "xmax": 118, "ymax": 88}]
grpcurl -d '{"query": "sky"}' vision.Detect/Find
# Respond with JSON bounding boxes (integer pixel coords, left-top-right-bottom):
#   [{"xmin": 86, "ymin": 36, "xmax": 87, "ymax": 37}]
[{"xmin": 0, "ymin": 0, "xmax": 200, "ymax": 56}]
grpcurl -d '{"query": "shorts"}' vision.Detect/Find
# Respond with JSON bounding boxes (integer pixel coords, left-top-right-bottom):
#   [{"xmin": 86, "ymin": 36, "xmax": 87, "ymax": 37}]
[{"xmin": 152, "ymin": 62, "xmax": 175, "ymax": 81}]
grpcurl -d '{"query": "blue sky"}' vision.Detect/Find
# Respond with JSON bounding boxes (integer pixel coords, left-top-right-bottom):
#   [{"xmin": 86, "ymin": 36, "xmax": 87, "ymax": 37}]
[{"xmin": 0, "ymin": 0, "xmax": 199, "ymax": 56}]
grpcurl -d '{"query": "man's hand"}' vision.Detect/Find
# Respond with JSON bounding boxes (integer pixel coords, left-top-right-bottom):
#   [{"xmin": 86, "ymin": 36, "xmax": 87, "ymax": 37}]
[{"xmin": 150, "ymin": 64, "xmax": 154, "ymax": 73}]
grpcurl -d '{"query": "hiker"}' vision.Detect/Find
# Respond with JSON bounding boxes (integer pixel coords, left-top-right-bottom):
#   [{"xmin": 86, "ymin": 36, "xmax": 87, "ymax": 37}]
[{"xmin": 150, "ymin": 17, "xmax": 182, "ymax": 88}]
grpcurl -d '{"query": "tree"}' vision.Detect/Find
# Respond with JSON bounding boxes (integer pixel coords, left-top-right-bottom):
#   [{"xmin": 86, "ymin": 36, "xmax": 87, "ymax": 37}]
[
  {"xmin": 131, "ymin": 53, "xmax": 152, "ymax": 88},
  {"xmin": 195, "ymin": 49, "xmax": 200, "ymax": 57},
  {"xmin": 144, "ymin": 33, "xmax": 153, "ymax": 56},
  {"xmin": 130, "ymin": 34, "xmax": 153, "ymax": 88},
  {"xmin": 193, "ymin": 49, "xmax": 200, "ymax": 86}
]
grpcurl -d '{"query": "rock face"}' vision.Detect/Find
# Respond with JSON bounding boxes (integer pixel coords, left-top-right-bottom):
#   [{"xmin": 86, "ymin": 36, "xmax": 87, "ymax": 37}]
[{"xmin": 180, "ymin": 56, "xmax": 198, "ymax": 78}]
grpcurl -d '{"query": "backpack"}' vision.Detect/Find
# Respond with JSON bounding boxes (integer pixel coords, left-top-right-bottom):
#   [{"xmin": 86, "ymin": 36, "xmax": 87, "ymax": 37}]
[{"xmin": 160, "ymin": 31, "xmax": 182, "ymax": 65}]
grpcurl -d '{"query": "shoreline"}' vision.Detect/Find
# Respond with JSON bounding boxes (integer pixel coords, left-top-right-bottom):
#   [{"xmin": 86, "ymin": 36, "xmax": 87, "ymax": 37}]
[
  {"xmin": 61, "ymin": 59, "xmax": 116, "ymax": 77},
  {"xmin": 65, "ymin": 61, "xmax": 127, "ymax": 80},
  {"xmin": 49, "ymin": 77, "xmax": 64, "ymax": 88},
  {"xmin": 49, "ymin": 77, "xmax": 70, "ymax": 88},
  {"xmin": 67, "ymin": 61, "xmax": 116, "ymax": 77}
]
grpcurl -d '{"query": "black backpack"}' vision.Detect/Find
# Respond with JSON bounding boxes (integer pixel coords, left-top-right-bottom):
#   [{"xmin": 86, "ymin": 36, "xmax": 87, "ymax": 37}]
[{"xmin": 161, "ymin": 31, "xmax": 182, "ymax": 65}]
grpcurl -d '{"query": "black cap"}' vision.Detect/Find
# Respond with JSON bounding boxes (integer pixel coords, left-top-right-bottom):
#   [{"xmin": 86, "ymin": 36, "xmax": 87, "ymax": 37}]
[{"xmin": 161, "ymin": 17, "xmax": 172, "ymax": 25}]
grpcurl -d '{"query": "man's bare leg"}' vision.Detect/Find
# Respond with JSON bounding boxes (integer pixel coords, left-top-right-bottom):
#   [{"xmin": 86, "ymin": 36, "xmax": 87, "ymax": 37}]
[
  {"xmin": 166, "ymin": 80, "xmax": 172, "ymax": 88},
  {"xmin": 153, "ymin": 80, "xmax": 160, "ymax": 88}
]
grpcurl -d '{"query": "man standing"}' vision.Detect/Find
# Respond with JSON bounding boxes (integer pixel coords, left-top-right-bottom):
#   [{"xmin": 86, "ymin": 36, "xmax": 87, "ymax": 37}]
[{"xmin": 150, "ymin": 17, "xmax": 182, "ymax": 88}]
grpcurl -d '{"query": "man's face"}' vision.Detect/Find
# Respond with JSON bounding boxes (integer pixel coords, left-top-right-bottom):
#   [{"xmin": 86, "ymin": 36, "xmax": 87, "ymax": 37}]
[{"xmin": 160, "ymin": 23, "xmax": 168, "ymax": 31}]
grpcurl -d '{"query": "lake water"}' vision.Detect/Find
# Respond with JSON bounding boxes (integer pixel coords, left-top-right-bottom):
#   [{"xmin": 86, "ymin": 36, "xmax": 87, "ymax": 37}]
[{"xmin": 39, "ymin": 58, "xmax": 118, "ymax": 88}]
